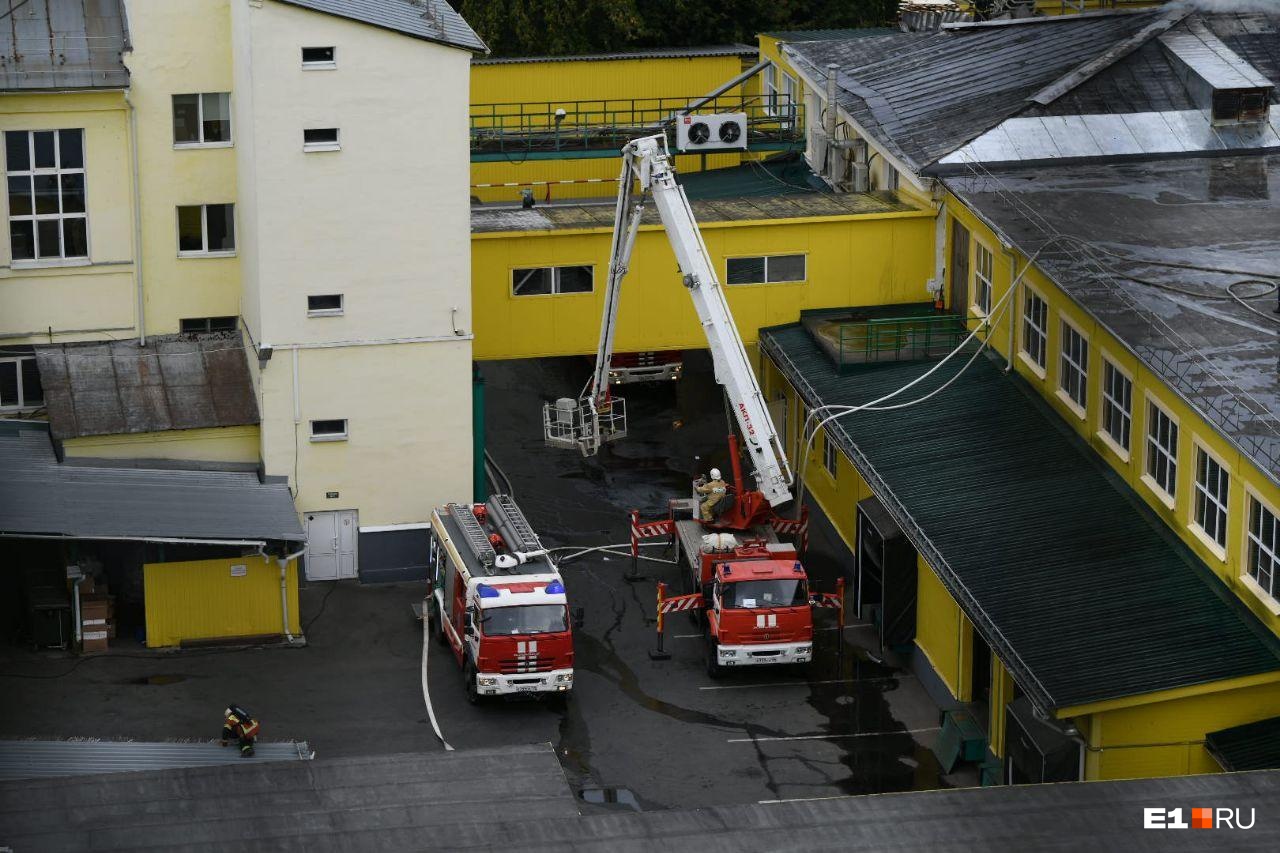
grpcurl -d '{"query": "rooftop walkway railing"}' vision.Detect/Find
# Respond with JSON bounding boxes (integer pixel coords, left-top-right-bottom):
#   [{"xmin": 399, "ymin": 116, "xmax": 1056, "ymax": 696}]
[{"xmin": 470, "ymin": 95, "xmax": 803, "ymax": 158}]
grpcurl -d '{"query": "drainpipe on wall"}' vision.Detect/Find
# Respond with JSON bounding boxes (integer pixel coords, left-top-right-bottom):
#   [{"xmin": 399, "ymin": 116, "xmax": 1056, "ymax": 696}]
[
  {"xmin": 277, "ymin": 546, "xmax": 306, "ymax": 644},
  {"xmin": 1001, "ymin": 244, "xmax": 1018, "ymax": 373},
  {"xmin": 124, "ymin": 89, "xmax": 146, "ymax": 346},
  {"xmin": 72, "ymin": 574, "xmax": 84, "ymax": 645},
  {"xmin": 928, "ymin": 200, "xmax": 947, "ymax": 309}
]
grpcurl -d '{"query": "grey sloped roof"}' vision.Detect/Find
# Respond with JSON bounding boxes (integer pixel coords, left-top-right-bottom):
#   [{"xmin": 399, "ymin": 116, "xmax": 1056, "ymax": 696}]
[
  {"xmin": 0, "ymin": 740, "xmax": 313, "ymax": 782},
  {"xmin": 944, "ymin": 153, "xmax": 1280, "ymax": 487},
  {"xmin": 34, "ymin": 332, "xmax": 259, "ymax": 441},
  {"xmin": 275, "ymin": 0, "xmax": 486, "ymax": 53},
  {"xmin": 0, "ymin": 0, "xmax": 130, "ymax": 91},
  {"xmin": 760, "ymin": 323, "xmax": 1280, "ymax": 712},
  {"xmin": 474, "ymin": 44, "xmax": 756, "ymax": 65},
  {"xmin": 786, "ymin": 11, "xmax": 1163, "ymax": 172},
  {"xmin": 1206, "ymin": 716, "xmax": 1280, "ymax": 772},
  {"xmin": 0, "ymin": 746, "xmax": 577, "ymax": 850},
  {"xmin": 0, "ymin": 422, "xmax": 304, "ymax": 542}
]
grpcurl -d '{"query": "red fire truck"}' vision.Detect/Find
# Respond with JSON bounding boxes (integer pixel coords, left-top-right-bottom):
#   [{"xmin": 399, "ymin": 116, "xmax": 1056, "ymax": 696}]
[
  {"xmin": 426, "ymin": 495, "xmax": 579, "ymax": 704},
  {"xmin": 632, "ymin": 436, "xmax": 839, "ymax": 678}
]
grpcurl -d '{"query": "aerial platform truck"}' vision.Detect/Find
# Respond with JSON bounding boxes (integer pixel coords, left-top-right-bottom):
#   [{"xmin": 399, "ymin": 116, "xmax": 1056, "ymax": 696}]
[
  {"xmin": 543, "ymin": 135, "xmax": 843, "ymax": 677},
  {"xmin": 425, "ymin": 495, "xmax": 581, "ymax": 704}
]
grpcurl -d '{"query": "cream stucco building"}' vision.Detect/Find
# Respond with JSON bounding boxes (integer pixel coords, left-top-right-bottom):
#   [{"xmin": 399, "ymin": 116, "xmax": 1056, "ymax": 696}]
[{"xmin": 1, "ymin": 0, "xmax": 485, "ymax": 585}]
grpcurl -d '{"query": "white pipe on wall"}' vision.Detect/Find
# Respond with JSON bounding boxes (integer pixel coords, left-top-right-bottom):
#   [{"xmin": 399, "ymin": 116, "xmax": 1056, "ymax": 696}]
[{"xmin": 277, "ymin": 546, "xmax": 306, "ymax": 643}]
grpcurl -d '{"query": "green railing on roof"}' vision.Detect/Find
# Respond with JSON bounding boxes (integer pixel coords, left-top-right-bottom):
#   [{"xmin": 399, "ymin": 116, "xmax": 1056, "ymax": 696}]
[
  {"xmin": 470, "ymin": 94, "xmax": 804, "ymax": 157},
  {"xmin": 831, "ymin": 314, "xmax": 969, "ymax": 372}
]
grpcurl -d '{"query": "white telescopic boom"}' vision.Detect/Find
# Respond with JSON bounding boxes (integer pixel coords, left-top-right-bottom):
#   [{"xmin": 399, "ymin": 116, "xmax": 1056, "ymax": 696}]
[{"xmin": 630, "ymin": 135, "xmax": 793, "ymax": 505}]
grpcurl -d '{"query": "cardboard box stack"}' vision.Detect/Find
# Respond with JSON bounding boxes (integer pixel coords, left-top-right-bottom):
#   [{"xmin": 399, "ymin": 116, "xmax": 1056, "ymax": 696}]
[{"xmin": 79, "ymin": 575, "xmax": 114, "ymax": 653}]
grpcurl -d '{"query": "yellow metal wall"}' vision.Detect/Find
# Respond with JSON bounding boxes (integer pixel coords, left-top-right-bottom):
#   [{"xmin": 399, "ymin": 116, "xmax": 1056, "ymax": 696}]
[
  {"xmin": 946, "ymin": 195, "xmax": 1280, "ymax": 635},
  {"xmin": 473, "ymin": 209, "xmax": 933, "ymax": 358},
  {"xmin": 63, "ymin": 425, "xmax": 260, "ymax": 463},
  {"xmin": 471, "ymin": 53, "xmax": 751, "ymax": 107},
  {"xmin": 471, "ymin": 152, "xmax": 745, "ymax": 204},
  {"xmin": 144, "ymin": 556, "xmax": 300, "ymax": 647},
  {"xmin": 1073, "ymin": 676, "xmax": 1280, "ymax": 780}
]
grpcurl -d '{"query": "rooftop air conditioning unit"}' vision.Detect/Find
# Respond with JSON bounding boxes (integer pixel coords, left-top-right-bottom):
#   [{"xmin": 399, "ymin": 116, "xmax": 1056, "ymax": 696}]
[{"xmin": 676, "ymin": 113, "xmax": 748, "ymax": 152}]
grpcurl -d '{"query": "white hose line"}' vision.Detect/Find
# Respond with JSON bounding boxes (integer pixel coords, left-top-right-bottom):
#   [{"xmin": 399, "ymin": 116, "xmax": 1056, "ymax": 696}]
[{"xmin": 421, "ymin": 598, "xmax": 454, "ymax": 752}]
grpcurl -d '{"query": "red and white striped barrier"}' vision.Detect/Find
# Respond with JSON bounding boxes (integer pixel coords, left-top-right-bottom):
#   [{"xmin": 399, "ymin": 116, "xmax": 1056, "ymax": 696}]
[
  {"xmin": 771, "ymin": 506, "xmax": 809, "ymax": 554},
  {"xmin": 630, "ymin": 510, "xmax": 675, "ymax": 558},
  {"xmin": 659, "ymin": 593, "xmax": 704, "ymax": 614}
]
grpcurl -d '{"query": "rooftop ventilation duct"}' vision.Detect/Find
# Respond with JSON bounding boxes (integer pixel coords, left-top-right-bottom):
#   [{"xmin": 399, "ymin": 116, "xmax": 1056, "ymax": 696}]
[
  {"xmin": 1159, "ymin": 18, "xmax": 1273, "ymax": 126},
  {"xmin": 897, "ymin": 1, "xmax": 973, "ymax": 32}
]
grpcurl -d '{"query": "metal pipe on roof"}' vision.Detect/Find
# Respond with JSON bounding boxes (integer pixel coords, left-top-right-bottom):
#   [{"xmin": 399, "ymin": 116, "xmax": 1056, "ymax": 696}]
[
  {"xmin": 669, "ymin": 58, "xmax": 773, "ymax": 123},
  {"xmin": 0, "ymin": 533, "xmax": 274, "ymax": 547},
  {"xmin": 125, "ymin": 89, "xmax": 146, "ymax": 347}
]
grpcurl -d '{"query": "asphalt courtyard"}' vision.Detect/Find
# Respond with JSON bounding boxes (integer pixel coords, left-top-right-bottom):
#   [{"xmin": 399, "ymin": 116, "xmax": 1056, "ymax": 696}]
[{"xmin": 1, "ymin": 353, "xmax": 969, "ymax": 810}]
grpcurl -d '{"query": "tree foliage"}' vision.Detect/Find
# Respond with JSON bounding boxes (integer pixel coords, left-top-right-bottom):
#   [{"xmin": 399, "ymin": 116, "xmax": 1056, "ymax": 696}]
[{"xmin": 453, "ymin": 0, "xmax": 899, "ymax": 57}]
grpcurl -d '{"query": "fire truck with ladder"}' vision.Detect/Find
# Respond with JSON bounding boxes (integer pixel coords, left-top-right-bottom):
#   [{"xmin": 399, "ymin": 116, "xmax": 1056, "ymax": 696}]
[
  {"xmin": 543, "ymin": 134, "xmax": 842, "ymax": 678},
  {"xmin": 425, "ymin": 495, "xmax": 580, "ymax": 704}
]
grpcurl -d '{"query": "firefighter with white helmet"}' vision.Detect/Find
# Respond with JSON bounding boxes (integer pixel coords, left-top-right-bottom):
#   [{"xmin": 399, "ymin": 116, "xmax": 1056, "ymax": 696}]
[{"xmin": 696, "ymin": 468, "xmax": 728, "ymax": 522}]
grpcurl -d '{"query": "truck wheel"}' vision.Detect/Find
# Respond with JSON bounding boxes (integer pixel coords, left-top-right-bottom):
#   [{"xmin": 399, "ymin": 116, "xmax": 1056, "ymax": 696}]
[
  {"xmin": 464, "ymin": 661, "xmax": 482, "ymax": 705},
  {"xmin": 431, "ymin": 602, "xmax": 447, "ymax": 646},
  {"xmin": 705, "ymin": 635, "xmax": 723, "ymax": 680}
]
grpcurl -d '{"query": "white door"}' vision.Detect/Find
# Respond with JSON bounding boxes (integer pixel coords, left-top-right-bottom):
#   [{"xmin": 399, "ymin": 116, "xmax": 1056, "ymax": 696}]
[{"xmin": 305, "ymin": 510, "xmax": 358, "ymax": 580}]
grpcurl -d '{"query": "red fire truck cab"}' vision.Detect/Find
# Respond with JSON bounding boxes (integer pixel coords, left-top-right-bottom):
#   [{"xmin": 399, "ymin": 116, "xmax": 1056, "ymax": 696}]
[{"xmin": 426, "ymin": 495, "xmax": 577, "ymax": 704}]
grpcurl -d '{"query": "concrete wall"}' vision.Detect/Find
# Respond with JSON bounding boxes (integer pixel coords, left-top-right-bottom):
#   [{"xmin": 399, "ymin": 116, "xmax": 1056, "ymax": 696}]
[
  {"xmin": 0, "ymin": 92, "xmax": 136, "ymax": 343},
  {"xmin": 124, "ymin": 0, "xmax": 241, "ymax": 335},
  {"xmin": 62, "ymin": 425, "xmax": 260, "ymax": 463},
  {"xmin": 232, "ymin": 1, "xmax": 475, "ymax": 527}
]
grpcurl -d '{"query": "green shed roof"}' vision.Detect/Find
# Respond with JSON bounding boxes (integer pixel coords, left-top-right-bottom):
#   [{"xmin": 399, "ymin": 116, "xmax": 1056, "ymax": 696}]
[
  {"xmin": 760, "ymin": 319, "xmax": 1280, "ymax": 712},
  {"xmin": 1206, "ymin": 716, "xmax": 1280, "ymax": 772}
]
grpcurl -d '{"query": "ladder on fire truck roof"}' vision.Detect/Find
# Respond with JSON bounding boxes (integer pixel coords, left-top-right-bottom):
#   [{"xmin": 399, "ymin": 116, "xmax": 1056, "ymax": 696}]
[
  {"xmin": 447, "ymin": 502, "xmax": 497, "ymax": 568},
  {"xmin": 487, "ymin": 494, "xmax": 543, "ymax": 553}
]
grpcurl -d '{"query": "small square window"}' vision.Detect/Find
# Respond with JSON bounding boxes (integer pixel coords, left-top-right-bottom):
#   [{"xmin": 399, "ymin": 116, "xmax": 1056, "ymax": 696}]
[
  {"xmin": 307, "ymin": 294, "xmax": 344, "ymax": 315},
  {"xmin": 302, "ymin": 46, "xmax": 336, "ymax": 67},
  {"xmin": 177, "ymin": 204, "xmax": 235, "ymax": 256},
  {"xmin": 311, "ymin": 419, "xmax": 348, "ymax": 441},
  {"xmin": 172, "ymin": 93, "xmax": 232, "ymax": 146},
  {"xmin": 303, "ymin": 128, "xmax": 340, "ymax": 152}
]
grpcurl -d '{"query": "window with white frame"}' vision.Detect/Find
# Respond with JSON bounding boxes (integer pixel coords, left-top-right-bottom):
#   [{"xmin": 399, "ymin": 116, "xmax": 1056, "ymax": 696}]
[
  {"xmin": 781, "ymin": 72, "xmax": 798, "ymax": 126},
  {"xmin": 512, "ymin": 265, "xmax": 593, "ymax": 296},
  {"xmin": 1145, "ymin": 400, "xmax": 1178, "ymax": 499},
  {"xmin": 764, "ymin": 64, "xmax": 778, "ymax": 115},
  {"xmin": 302, "ymin": 46, "xmax": 336, "ymax": 68},
  {"xmin": 310, "ymin": 419, "xmax": 348, "ymax": 441},
  {"xmin": 972, "ymin": 242, "xmax": 993, "ymax": 315},
  {"xmin": 1058, "ymin": 320, "xmax": 1088, "ymax": 412},
  {"xmin": 0, "ymin": 354, "xmax": 44, "ymax": 410},
  {"xmin": 1193, "ymin": 446, "xmax": 1229, "ymax": 549},
  {"xmin": 1100, "ymin": 359, "xmax": 1132, "ymax": 453},
  {"xmin": 307, "ymin": 294, "xmax": 343, "ymax": 316},
  {"xmin": 726, "ymin": 254, "xmax": 805, "ymax": 285},
  {"xmin": 823, "ymin": 432, "xmax": 838, "ymax": 478},
  {"xmin": 172, "ymin": 94, "xmax": 231, "ymax": 146},
  {"xmin": 177, "ymin": 204, "xmax": 235, "ymax": 256},
  {"xmin": 1246, "ymin": 496, "xmax": 1278, "ymax": 602},
  {"xmin": 303, "ymin": 128, "xmax": 340, "ymax": 152},
  {"xmin": 180, "ymin": 316, "xmax": 236, "ymax": 333},
  {"xmin": 5, "ymin": 129, "xmax": 88, "ymax": 262},
  {"xmin": 1021, "ymin": 289, "xmax": 1047, "ymax": 370}
]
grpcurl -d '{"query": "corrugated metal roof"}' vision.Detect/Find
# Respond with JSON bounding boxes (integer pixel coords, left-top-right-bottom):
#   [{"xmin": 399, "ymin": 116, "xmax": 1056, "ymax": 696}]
[
  {"xmin": 274, "ymin": 0, "xmax": 486, "ymax": 53},
  {"xmin": 764, "ymin": 28, "xmax": 898, "ymax": 43},
  {"xmin": 0, "ymin": 422, "xmax": 304, "ymax": 542},
  {"xmin": 474, "ymin": 44, "xmax": 757, "ymax": 65},
  {"xmin": 0, "ymin": 0, "xmax": 130, "ymax": 91},
  {"xmin": 760, "ymin": 321, "xmax": 1280, "ymax": 711},
  {"xmin": 1, "ymin": 745, "xmax": 578, "ymax": 850},
  {"xmin": 1206, "ymin": 716, "xmax": 1280, "ymax": 771},
  {"xmin": 0, "ymin": 739, "xmax": 312, "ymax": 782},
  {"xmin": 944, "ymin": 153, "xmax": 1280, "ymax": 487},
  {"xmin": 35, "ymin": 331, "xmax": 259, "ymax": 441}
]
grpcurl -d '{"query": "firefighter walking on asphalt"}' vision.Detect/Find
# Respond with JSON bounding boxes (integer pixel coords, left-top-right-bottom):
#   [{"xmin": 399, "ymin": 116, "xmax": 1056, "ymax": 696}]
[
  {"xmin": 696, "ymin": 468, "xmax": 728, "ymax": 522},
  {"xmin": 220, "ymin": 704, "xmax": 260, "ymax": 757}
]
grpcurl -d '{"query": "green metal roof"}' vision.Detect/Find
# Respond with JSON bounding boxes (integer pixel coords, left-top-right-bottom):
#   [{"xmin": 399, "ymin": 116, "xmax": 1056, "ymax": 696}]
[
  {"xmin": 1206, "ymin": 716, "xmax": 1280, "ymax": 772},
  {"xmin": 760, "ymin": 317, "xmax": 1280, "ymax": 713}
]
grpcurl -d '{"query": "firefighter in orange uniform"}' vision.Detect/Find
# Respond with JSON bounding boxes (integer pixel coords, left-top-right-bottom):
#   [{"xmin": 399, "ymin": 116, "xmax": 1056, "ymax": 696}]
[{"xmin": 220, "ymin": 704, "xmax": 260, "ymax": 757}]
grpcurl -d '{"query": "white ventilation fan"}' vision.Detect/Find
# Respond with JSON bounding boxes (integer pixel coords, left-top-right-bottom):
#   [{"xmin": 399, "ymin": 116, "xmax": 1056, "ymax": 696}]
[{"xmin": 676, "ymin": 113, "xmax": 748, "ymax": 152}]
